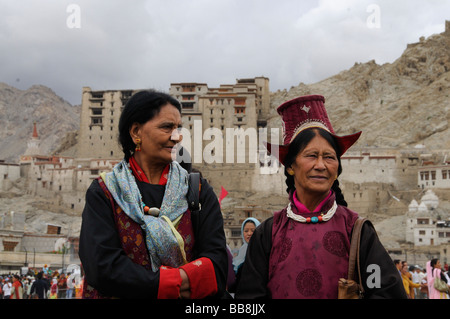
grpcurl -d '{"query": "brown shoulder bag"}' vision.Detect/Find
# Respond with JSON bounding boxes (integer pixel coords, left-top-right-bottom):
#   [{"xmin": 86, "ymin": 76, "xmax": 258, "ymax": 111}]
[{"xmin": 338, "ymin": 217, "xmax": 367, "ymax": 299}]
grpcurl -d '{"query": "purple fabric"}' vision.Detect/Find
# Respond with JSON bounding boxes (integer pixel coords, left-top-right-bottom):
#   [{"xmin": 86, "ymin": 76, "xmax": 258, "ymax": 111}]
[{"xmin": 267, "ymin": 192, "xmax": 359, "ymax": 298}]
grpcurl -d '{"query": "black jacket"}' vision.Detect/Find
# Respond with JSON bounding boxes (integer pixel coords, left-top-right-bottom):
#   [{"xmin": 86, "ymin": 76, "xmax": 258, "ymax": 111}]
[{"xmin": 79, "ymin": 177, "xmax": 227, "ymax": 298}]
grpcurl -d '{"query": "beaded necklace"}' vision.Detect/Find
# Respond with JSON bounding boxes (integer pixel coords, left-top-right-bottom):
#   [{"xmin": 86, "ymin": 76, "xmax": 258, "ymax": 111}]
[{"xmin": 286, "ymin": 200, "xmax": 337, "ymax": 223}]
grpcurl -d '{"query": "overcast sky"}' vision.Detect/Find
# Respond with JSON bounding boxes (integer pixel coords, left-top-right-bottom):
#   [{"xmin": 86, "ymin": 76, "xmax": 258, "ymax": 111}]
[{"xmin": 1, "ymin": 0, "xmax": 449, "ymax": 105}]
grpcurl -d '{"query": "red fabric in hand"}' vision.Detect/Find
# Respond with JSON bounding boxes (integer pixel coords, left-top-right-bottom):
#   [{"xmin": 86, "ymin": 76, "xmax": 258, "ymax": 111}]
[
  {"xmin": 157, "ymin": 266, "xmax": 182, "ymax": 299},
  {"xmin": 179, "ymin": 257, "xmax": 217, "ymax": 299}
]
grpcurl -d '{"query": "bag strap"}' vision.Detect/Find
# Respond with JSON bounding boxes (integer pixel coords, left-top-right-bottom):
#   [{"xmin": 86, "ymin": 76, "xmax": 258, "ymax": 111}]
[
  {"xmin": 187, "ymin": 172, "xmax": 201, "ymax": 212},
  {"xmin": 348, "ymin": 217, "xmax": 367, "ymax": 294}
]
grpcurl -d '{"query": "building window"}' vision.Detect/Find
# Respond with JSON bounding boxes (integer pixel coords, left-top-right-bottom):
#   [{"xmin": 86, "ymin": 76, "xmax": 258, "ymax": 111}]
[
  {"xmin": 443, "ymin": 170, "xmax": 448, "ymax": 179},
  {"xmin": 422, "ymin": 171, "xmax": 430, "ymax": 180},
  {"xmin": 47, "ymin": 225, "xmax": 61, "ymax": 234},
  {"xmin": 182, "ymin": 102, "xmax": 194, "ymax": 109},
  {"xmin": 91, "ymin": 117, "xmax": 103, "ymax": 125},
  {"xmin": 92, "ymin": 108, "xmax": 103, "ymax": 115},
  {"xmin": 417, "ymin": 218, "xmax": 429, "ymax": 225},
  {"xmin": 431, "ymin": 171, "xmax": 436, "ymax": 180},
  {"xmin": 2, "ymin": 241, "xmax": 18, "ymax": 252},
  {"xmin": 91, "ymin": 92, "xmax": 104, "ymax": 99},
  {"xmin": 235, "ymin": 107, "xmax": 245, "ymax": 114}
]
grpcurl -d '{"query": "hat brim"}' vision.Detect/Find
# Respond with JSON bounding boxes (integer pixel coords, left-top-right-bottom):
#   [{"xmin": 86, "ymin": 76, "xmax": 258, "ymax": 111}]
[{"xmin": 265, "ymin": 131, "xmax": 362, "ymax": 165}]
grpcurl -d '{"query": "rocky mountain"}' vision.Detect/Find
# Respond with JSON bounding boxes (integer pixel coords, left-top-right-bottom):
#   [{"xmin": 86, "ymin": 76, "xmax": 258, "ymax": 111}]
[
  {"xmin": 0, "ymin": 83, "xmax": 80, "ymax": 163},
  {"xmin": 1, "ymin": 23, "xmax": 449, "ymax": 163},
  {"xmin": 269, "ymin": 23, "xmax": 450, "ymax": 150}
]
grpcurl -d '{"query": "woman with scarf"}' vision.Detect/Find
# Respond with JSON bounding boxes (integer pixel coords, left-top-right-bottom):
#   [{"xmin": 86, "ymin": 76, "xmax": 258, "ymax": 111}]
[
  {"xmin": 10, "ymin": 275, "xmax": 23, "ymax": 299},
  {"xmin": 79, "ymin": 90, "xmax": 227, "ymax": 299},
  {"xmin": 426, "ymin": 259, "xmax": 449, "ymax": 299},
  {"xmin": 235, "ymin": 95, "xmax": 406, "ymax": 299},
  {"xmin": 228, "ymin": 217, "xmax": 260, "ymax": 293}
]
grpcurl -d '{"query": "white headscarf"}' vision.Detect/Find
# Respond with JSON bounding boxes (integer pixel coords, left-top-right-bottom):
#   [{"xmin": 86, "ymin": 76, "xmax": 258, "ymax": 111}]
[{"xmin": 232, "ymin": 217, "xmax": 260, "ymax": 273}]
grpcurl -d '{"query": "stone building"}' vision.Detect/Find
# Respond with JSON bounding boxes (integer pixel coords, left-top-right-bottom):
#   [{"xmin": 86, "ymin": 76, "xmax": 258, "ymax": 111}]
[
  {"xmin": 418, "ymin": 163, "xmax": 450, "ymax": 189},
  {"xmin": 169, "ymin": 82, "xmax": 208, "ymax": 133},
  {"xmin": 406, "ymin": 190, "xmax": 450, "ymax": 246},
  {"xmin": 0, "ymin": 161, "xmax": 20, "ymax": 191},
  {"xmin": 77, "ymin": 87, "xmax": 135, "ymax": 159},
  {"xmin": 0, "ymin": 210, "xmax": 78, "ymax": 273}
]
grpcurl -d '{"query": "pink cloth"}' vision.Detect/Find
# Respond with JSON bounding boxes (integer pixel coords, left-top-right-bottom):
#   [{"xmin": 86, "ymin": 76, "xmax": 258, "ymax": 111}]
[
  {"xmin": 426, "ymin": 261, "xmax": 449, "ymax": 299},
  {"xmin": 268, "ymin": 191, "xmax": 359, "ymax": 298},
  {"xmin": 292, "ymin": 190, "xmax": 332, "ymax": 214}
]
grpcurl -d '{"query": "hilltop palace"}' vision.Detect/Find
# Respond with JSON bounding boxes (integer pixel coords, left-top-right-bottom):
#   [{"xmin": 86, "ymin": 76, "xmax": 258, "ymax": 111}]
[{"xmin": 0, "ymin": 77, "xmax": 449, "ymax": 273}]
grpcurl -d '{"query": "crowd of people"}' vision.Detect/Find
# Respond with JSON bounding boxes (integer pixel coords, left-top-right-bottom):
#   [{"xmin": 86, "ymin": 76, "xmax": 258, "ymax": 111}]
[
  {"xmin": 395, "ymin": 259, "xmax": 449, "ymax": 299},
  {"xmin": 0, "ymin": 266, "xmax": 84, "ymax": 299}
]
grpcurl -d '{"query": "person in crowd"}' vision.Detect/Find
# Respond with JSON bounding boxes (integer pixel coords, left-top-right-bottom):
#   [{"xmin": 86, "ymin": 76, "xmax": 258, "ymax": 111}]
[
  {"xmin": 10, "ymin": 275, "xmax": 23, "ymax": 299},
  {"xmin": 394, "ymin": 260, "xmax": 402, "ymax": 275},
  {"xmin": 27, "ymin": 276, "xmax": 35, "ymax": 298},
  {"xmin": 411, "ymin": 266, "xmax": 426, "ymax": 299},
  {"xmin": 2, "ymin": 277, "xmax": 12, "ymax": 299},
  {"xmin": 426, "ymin": 258, "xmax": 449, "ymax": 299},
  {"xmin": 42, "ymin": 264, "xmax": 49, "ymax": 275},
  {"xmin": 235, "ymin": 95, "xmax": 407, "ymax": 299},
  {"xmin": 233, "ymin": 218, "xmax": 260, "ymax": 274},
  {"xmin": 57, "ymin": 273, "xmax": 67, "ymax": 299},
  {"xmin": 401, "ymin": 263, "xmax": 422, "ymax": 298},
  {"xmin": 29, "ymin": 272, "xmax": 49, "ymax": 299},
  {"xmin": 228, "ymin": 217, "xmax": 260, "ymax": 293},
  {"xmin": 66, "ymin": 274, "xmax": 75, "ymax": 299},
  {"xmin": 49, "ymin": 278, "xmax": 58, "ymax": 299},
  {"xmin": 79, "ymin": 90, "xmax": 227, "ymax": 299}
]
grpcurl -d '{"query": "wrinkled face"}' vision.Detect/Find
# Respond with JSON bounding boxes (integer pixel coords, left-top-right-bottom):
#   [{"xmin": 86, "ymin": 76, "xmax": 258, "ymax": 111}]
[
  {"xmin": 290, "ymin": 134, "xmax": 339, "ymax": 198},
  {"xmin": 130, "ymin": 103, "xmax": 182, "ymax": 166},
  {"xmin": 243, "ymin": 221, "xmax": 256, "ymax": 243}
]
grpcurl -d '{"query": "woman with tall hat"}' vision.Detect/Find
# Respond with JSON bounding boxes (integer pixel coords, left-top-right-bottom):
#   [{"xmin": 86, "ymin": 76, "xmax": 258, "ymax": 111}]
[{"xmin": 235, "ymin": 95, "xmax": 406, "ymax": 299}]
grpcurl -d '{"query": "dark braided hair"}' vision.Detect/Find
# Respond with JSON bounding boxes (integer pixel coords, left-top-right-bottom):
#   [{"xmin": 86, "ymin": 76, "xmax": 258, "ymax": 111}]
[{"xmin": 283, "ymin": 128, "xmax": 348, "ymax": 207}]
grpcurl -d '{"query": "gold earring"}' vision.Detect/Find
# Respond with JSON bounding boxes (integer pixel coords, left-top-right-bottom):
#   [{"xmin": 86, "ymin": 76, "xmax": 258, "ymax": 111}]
[
  {"xmin": 135, "ymin": 138, "xmax": 141, "ymax": 152},
  {"xmin": 287, "ymin": 168, "xmax": 295, "ymax": 176}
]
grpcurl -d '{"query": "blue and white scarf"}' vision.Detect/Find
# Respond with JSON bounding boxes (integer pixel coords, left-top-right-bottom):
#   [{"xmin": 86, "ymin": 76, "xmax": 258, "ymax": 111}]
[{"xmin": 101, "ymin": 159, "xmax": 189, "ymax": 271}]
